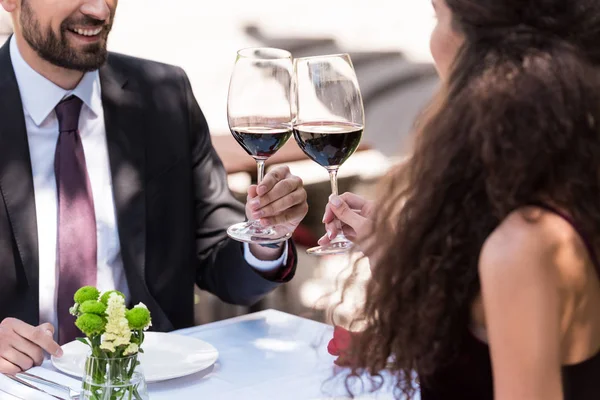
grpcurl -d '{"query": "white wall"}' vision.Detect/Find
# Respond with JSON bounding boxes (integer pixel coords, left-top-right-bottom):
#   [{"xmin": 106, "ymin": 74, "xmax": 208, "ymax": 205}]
[
  {"xmin": 109, "ymin": 0, "xmax": 435, "ymax": 133},
  {"xmin": 0, "ymin": 1, "xmax": 435, "ymax": 133},
  {"xmin": 0, "ymin": 7, "xmax": 13, "ymax": 34}
]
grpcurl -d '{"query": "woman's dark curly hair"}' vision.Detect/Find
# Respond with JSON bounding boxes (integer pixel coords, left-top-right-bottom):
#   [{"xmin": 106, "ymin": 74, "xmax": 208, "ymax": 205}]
[{"xmin": 342, "ymin": 0, "xmax": 600, "ymax": 398}]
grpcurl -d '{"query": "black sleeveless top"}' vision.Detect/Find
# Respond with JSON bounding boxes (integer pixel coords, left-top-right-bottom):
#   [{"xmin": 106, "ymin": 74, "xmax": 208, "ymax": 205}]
[{"xmin": 420, "ymin": 205, "xmax": 600, "ymax": 400}]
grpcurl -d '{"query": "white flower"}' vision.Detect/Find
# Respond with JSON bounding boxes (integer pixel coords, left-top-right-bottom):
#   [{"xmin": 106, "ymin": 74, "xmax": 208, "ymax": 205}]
[
  {"xmin": 135, "ymin": 302, "xmax": 147, "ymax": 309},
  {"xmin": 100, "ymin": 338, "xmax": 116, "ymax": 353},
  {"xmin": 100, "ymin": 292, "xmax": 131, "ymax": 353},
  {"xmin": 123, "ymin": 343, "xmax": 139, "ymax": 356}
]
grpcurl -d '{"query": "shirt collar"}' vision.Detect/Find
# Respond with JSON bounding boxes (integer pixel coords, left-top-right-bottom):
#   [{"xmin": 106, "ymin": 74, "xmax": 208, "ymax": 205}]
[{"xmin": 9, "ymin": 35, "xmax": 102, "ymax": 126}]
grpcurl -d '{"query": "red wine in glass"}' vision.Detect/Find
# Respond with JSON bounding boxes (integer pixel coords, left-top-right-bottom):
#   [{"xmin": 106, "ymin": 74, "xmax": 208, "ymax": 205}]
[
  {"xmin": 293, "ymin": 121, "xmax": 363, "ymax": 168},
  {"xmin": 231, "ymin": 125, "xmax": 293, "ymax": 160}
]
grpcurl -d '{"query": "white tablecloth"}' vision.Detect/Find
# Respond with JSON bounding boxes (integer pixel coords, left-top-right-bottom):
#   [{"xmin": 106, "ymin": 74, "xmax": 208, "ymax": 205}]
[{"xmin": 0, "ymin": 309, "xmax": 402, "ymax": 399}]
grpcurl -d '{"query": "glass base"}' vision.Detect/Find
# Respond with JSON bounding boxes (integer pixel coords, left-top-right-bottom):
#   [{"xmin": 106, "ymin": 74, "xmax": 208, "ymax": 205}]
[
  {"xmin": 307, "ymin": 238, "xmax": 353, "ymax": 255},
  {"xmin": 227, "ymin": 221, "xmax": 292, "ymax": 244}
]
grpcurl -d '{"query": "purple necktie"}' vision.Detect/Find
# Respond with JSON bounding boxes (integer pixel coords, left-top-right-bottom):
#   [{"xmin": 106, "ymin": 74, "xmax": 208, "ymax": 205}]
[{"xmin": 54, "ymin": 96, "xmax": 97, "ymax": 345}]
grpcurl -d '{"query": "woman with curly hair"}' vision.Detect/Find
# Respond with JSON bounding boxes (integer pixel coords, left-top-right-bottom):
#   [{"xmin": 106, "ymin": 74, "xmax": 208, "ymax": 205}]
[{"xmin": 320, "ymin": 0, "xmax": 600, "ymax": 399}]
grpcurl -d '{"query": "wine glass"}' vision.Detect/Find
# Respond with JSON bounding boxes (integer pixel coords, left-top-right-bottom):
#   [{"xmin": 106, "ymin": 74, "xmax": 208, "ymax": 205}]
[
  {"xmin": 293, "ymin": 54, "xmax": 365, "ymax": 255},
  {"xmin": 226, "ymin": 47, "xmax": 294, "ymax": 244}
]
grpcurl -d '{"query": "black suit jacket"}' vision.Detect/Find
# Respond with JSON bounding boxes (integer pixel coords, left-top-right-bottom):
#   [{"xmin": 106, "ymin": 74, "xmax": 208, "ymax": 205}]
[{"xmin": 0, "ymin": 39, "xmax": 296, "ymax": 332}]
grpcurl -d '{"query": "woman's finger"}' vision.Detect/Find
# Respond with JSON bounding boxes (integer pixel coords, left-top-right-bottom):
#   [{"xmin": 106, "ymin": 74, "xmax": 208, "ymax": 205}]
[{"xmin": 329, "ymin": 195, "xmax": 367, "ymax": 230}]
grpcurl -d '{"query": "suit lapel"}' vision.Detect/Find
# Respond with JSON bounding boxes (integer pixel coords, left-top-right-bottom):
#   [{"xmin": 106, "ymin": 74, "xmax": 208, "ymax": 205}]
[
  {"xmin": 100, "ymin": 60, "xmax": 173, "ymax": 330},
  {"xmin": 0, "ymin": 38, "xmax": 39, "ymax": 323},
  {"xmin": 99, "ymin": 60, "xmax": 148, "ymax": 298}
]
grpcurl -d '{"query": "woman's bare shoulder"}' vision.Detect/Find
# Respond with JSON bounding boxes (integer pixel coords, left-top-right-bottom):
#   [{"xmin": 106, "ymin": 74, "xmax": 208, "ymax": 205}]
[{"xmin": 479, "ymin": 206, "xmax": 589, "ymax": 295}]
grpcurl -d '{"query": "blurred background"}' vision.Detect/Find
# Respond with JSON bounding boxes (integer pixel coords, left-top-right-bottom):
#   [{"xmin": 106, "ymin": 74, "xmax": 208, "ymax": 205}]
[{"xmin": 0, "ymin": 1, "xmax": 439, "ymax": 325}]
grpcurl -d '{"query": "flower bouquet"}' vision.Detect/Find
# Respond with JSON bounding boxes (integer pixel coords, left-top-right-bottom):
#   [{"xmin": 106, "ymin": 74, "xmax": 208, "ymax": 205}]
[{"xmin": 70, "ymin": 286, "xmax": 152, "ymax": 400}]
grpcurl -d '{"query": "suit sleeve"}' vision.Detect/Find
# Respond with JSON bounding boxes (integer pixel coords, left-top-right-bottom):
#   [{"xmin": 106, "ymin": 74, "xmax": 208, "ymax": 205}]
[{"xmin": 179, "ymin": 68, "xmax": 296, "ymax": 307}]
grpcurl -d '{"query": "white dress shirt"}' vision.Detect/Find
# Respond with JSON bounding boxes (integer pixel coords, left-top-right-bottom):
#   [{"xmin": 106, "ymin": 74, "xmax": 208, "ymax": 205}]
[{"xmin": 9, "ymin": 36, "xmax": 286, "ymax": 331}]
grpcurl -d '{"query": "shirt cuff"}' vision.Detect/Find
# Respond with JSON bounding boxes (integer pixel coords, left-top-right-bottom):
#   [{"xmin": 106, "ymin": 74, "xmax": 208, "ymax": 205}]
[{"xmin": 243, "ymin": 242, "xmax": 289, "ymax": 272}]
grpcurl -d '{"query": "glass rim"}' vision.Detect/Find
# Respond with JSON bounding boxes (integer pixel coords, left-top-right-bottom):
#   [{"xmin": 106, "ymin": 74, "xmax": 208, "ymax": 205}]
[
  {"xmin": 293, "ymin": 53, "xmax": 351, "ymax": 62},
  {"xmin": 236, "ymin": 47, "xmax": 292, "ymax": 60}
]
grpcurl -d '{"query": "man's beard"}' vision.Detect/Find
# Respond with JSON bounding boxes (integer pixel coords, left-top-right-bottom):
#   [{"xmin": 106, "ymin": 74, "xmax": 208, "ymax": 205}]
[{"xmin": 20, "ymin": 0, "xmax": 112, "ymax": 72}]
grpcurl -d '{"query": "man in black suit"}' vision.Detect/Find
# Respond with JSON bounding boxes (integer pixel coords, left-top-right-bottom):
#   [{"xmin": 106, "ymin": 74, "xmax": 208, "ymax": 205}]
[{"xmin": 0, "ymin": 0, "xmax": 308, "ymax": 373}]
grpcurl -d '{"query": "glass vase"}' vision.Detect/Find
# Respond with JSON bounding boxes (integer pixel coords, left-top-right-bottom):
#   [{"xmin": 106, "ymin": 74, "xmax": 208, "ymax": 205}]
[{"xmin": 81, "ymin": 353, "xmax": 149, "ymax": 400}]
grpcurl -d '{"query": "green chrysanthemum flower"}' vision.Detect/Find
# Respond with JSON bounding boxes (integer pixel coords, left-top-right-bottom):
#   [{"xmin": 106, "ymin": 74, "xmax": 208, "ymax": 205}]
[
  {"xmin": 126, "ymin": 306, "xmax": 151, "ymax": 330},
  {"xmin": 74, "ymin": 286, "xmax": 100, "ymax": 304},
  {"xmin": 80, "ymin": 300, "xmax": 107, "ymax": 316},
  {"xmin": 75, "ymin": 313, "xmax": 106, "ymax": 337},
  {"xmin": 100, "ymin": 290, "xmax": 125, "ymax": 306}
]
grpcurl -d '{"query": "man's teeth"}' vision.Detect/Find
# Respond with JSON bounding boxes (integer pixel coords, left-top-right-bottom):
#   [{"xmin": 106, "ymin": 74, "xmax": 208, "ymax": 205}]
[{"xmin": 72, "ymin": 27, "xmax": 102, "ymax": 37}]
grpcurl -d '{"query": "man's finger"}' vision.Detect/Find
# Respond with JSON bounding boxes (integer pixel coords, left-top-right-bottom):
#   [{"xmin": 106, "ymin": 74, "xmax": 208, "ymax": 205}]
[
  {"xmin": 256, "ymin": 166, "xmax": 291, "ymax": 196},
  {"xmin": 260, "ymin": 203, "xmax": 308, "ymax": 227},
  {"xmin": 252, "ymin": 177, "xmax": 302, "ymax": 212},
  {"xmin": 247, "ymin": 185, "xmax": 258, "ymax": 199},
  {"xmin": 14, "ymin": 323, "xmax": 62, "ymax": 357},
  {"xmin": 37, "ymin": 323, "xmax": 54, "ymax": 336},
  {"xmin": 0, "ymin": 358, "xmax": 20, "ymax": 374},
  {"xmin": 245, "ymin": 185, "xmax": 260, "ymax": 219},
  {"xmin": 251, "ymin": 188, "xmax": 306, "ymax": 219},
  {"xmin": 12, "ymin": 334, "xmax": 44, "ymax": 367},
  {"xmin": 3, "ymin": 347, "xmax": 33, "ymax": 371},
  {"xmin": 329, "ymin": 195, "xmax": 366, "ymax": 229}
]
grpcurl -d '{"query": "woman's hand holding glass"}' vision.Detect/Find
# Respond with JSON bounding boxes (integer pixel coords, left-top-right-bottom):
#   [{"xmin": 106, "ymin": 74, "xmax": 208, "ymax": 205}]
[
  {"xmin": 293, "ymin": 53, "xmax": 365, "ymax": 255},
  {"xmin": 319, "ymin": 192, "xmax": 375, "ymax": 247}
]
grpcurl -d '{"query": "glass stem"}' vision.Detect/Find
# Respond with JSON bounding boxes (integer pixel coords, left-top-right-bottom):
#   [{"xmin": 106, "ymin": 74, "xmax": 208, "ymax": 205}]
[
  {"xmin": 249, "ymin": 159, "xmax": 267, "ymax": 229},
  {"xmin": 328, "ymin": 168, "xmax": 346, "ymax": 242},
  {"xmin": 257, "ymin": 159, "xmax": 266, "ymax": 184},
  {"xmin": 328, "ymin": 168, "xmax": 339, "ymax": 197}
]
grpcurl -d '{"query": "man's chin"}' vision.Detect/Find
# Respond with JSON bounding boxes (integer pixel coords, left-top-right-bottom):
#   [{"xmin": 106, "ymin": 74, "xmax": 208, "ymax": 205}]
[
  {"xmin": 46, "ymin": 52, "xmax": 108, "ymax": 72},
  {"xmin": 60, "ymin": 44, "xmax": 108, "ymax": 71},
  {"xmin": 75, "ymin": 54, "xmax": 108, "ymax": 72}
]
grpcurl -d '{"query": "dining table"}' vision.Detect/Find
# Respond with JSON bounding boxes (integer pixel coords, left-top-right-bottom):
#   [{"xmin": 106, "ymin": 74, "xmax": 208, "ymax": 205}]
[{"xmin": 0, "ymin": 309, "xmax": 403, "ymax": 400}]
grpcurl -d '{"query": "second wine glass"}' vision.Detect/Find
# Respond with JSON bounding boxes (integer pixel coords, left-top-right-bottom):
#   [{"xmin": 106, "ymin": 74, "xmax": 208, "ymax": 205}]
[
  {"xmin": 293, "ymin": 53, "xmax": 365, "ymax": 255},
  {"xmin": 227, "ymin": 47, "xmax": 294, "ymax": 244}
]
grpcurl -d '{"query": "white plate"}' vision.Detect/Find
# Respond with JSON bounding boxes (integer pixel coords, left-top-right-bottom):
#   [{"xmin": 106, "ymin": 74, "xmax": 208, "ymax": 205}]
[{"xmin": 51, "ymin": 332, "xmax": 219, "ymax": 383}]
